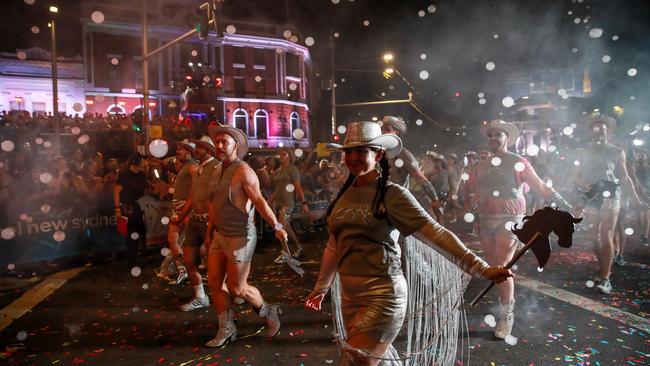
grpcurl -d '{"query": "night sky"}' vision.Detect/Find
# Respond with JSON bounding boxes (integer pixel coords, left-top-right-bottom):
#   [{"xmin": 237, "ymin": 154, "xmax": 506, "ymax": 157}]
[{"xmin": 1, "ymin": 0, "xmax": 649, "ymax": 147}]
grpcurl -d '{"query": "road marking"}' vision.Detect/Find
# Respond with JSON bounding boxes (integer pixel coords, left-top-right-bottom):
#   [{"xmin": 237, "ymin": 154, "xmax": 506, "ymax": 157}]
[
  {"xmin": 517, "ymin": 274, "xmax": 650, "ymax": 333},
  {"xmin": 0, "ymin": 267, "xmax": 85, "ymax": 332}
]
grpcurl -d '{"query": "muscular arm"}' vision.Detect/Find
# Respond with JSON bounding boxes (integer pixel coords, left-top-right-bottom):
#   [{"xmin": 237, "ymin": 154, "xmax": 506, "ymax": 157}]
[
  {"xmin": 239, "ymin": 164, "xmax": 281, "ymax": 227},
  {"xmin": 615, "ymin": 150, "xmax": 643, "ymax": 204},
  {"xmin": 522, "ymin": 162, "xmax": 554, "ymax": 199}
]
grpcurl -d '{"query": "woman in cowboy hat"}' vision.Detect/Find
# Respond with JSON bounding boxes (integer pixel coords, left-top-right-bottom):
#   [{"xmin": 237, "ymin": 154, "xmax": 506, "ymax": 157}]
[
  {"xmin": 305, "ymin": 121, "xmax": 511, "ymax": 365},
  {"xmin": 473, "ymin": 119, "xmax": 575, "ymax": 339}
]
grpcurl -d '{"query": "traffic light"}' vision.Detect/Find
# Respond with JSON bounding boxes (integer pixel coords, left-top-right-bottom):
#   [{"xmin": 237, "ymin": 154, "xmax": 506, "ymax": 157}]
[
  {"xmin": 196, "ymin": 8, "xmax": 209, "ymax": 40},
  {"xmin": 333, "ymin": 134, "xmax": 340, "ymax": 142},
  {"xmin": 131, "ymin": 110, "xmax": 143, "ymax": 132},
  {"xmin": 215, "ymin": 75, "xmax": 223, "ymax": 88}
]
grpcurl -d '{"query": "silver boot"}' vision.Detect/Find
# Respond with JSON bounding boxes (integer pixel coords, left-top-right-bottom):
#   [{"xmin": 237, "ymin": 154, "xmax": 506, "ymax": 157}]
[
  {"xmin": 206, "ymin": 309, "xmax": 237, "ymax": 348},
  {"xmin": 259, "ymin": 302, "xmax": 282, "ymax": 337},
  {"xmin": 495, "ymin": 298, "xmax": 515, "ymax": 339}
]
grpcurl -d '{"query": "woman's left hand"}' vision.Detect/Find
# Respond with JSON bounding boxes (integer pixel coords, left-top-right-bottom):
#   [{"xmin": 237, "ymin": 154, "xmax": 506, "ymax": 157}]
[
  {"xmin": 483, "ymin": 266, "xmax": 513, "ymax": 284},
  {"xmin": 304, "ymin": 290, "xmax": 326, "ymax": 311}
]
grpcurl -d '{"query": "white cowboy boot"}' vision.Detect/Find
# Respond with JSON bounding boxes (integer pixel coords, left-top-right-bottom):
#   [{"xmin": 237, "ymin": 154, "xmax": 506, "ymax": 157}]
[
  {"xmin": 206, "ymin": 310, "xmax": 237, "ymax": 347},
  {"xmin": 495, "ymin": 298, "xmax": 515, "ymax": 339},
  {"xmin": 259, "ymin": 302, "xmax": 282, "ymax": 337}
]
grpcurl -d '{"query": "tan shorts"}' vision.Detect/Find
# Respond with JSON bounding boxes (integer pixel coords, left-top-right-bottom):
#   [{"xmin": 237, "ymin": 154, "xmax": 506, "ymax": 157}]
[{"xmin": 209, "ymin": 227, "xmax": 257, "ymax": 263}]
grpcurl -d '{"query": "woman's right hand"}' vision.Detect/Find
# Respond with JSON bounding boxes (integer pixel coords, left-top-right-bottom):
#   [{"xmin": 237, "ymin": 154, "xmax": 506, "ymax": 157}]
[
  {"xmin": 482, "ymin": 266, "xmax": 513, "ymax": 284},
  {"xmin": 304, "ymin": 290, "xmax": 326, "ymax": 311}
]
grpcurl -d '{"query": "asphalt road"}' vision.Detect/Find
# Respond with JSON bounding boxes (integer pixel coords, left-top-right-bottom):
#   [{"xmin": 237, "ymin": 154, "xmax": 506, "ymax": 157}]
[{"xmin": 1, "ymin": 224, "xmax": 648, "ymax": 366}]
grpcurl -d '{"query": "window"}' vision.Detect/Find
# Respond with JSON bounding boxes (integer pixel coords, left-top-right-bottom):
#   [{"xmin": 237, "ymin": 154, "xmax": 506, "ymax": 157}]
[
  {"xmin": 254, "ymin": 109, "xmax": 268, "ymax": 138},
  {"xmin": 234, "ymin": 78, "xmax": 245, "ymax": 98},
  {"xmin": 254, "ymin": 48, "xmax": 265, "ymax": 65},
  {"xmin": 290, "ymin": 111, "xmax": 300, "ymax": 137},
  {"xmin": 233, "ymin": 108, "xmax": 249, "ymax": 135},
  {"xmin": 32, "ymin": 102, "xmax": 46, "ymax": 115},
  {"xmin": 286, "ymin": 53, "xmax": 299, "ymax": 76},
  {"xmin": 233, "ymin": 47, "xmax": 245, "ymax": 64}
]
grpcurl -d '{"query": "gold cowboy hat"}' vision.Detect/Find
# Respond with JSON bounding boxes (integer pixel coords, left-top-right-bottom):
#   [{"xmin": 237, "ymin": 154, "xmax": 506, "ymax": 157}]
[
  {"xmin": 329, "ymin": 121, "xmax": 402, "ymax": 158},
  {"xmin": 480, "ymin": 119, "xmax": 519, "ymax": 146},
  {"xmin": 190, "ymin": 135, "xmax": 216, "ymax": 156},
  {"xmin": 207, "ymin": 124, "xmax": 249, "ymax": 159}
]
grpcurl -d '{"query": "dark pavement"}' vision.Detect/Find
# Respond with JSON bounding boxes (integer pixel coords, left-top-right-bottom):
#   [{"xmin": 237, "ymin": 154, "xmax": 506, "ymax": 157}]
[{"xmin": 1, "ymin": 224, "xmax": 648, "ymax": 366}]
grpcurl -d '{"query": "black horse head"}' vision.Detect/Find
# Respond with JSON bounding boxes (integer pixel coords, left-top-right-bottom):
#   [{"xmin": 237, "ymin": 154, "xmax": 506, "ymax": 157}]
[{"xmin": 511, "ymin": 207, "xmax": 583, "ymax": 268}]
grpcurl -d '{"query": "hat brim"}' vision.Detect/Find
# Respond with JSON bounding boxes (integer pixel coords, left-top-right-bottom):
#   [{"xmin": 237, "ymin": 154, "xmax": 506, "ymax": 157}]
[
  {"xmin": 189, "ymin": 139, "xmax": 216, "ymax": 156},
  {"xmin": 208, "ymin": 125, "xmax": 249, "ymax": 159},
  {"xmin": 481, "ymin": 123, "xmax": 519, "ymax": 146},
  {"xmin": 584, "ymin": 116, "xmax": 616, "ymax": 131},
  {"xmin": 328, "ymin": 134, "xmax": 402, "ymax": 159},
  {"xmin": 174, "ymin": 141, "xmax": 195, "ymax": 153}
]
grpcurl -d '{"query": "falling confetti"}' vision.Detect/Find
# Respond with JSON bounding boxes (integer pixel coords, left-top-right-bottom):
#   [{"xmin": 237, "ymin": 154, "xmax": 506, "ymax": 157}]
[
  {"xmin": 53, "ymin": 230, "xmax": 66, "ymax": 242},
  {"xmin": 624, "ymin": 228, "xmax": 634, "ymax": 236},
  {"xmin": 285, "ymin": 183, "xmax": 295, "ymax": 192},
  {"xmin": 31, "ymin": 25, "xmax": 40, "ymax": 34},
  {"xmin": 491, "ymin": 157, "xmax": 502, "ymax": 166},
  {"xmin": 419, "ymin": 70, "xmax": 429, "ymax": 80},
  {"xmin": 363, "ymin": 20, "xmax": 370, "ymax": 26},
  {"xmin": 1, "ymin": 140, "xmax": 15, "ymax": 152},
  {"xmin": 148, "ymin": 139, "xmax": 169, "ymax": 158},
  {"xmin": 420, "ymin": 53, "xmax": 427, "ymax": 60},
  {"xmin": 305, "ymin": 37, "xmax": 315, "ymax": 46},
  {"xmin": 289, "ymin": 83, "xmax": 298, "ymax": 91},
  {"xmin": 337, "ymin": 125, "xmax": 347, "ymax": 134},
  {"xmin": 484, "ymin": 314, "xmax": 496, "ymax": 327},
  {"xmin": 588, "ymin": 28, "xmax": 603, "ymax": 38},
  {"xmin": 131, "ymin": 232, "xmax": 140, "ymax": 240},
  {"xmin": 479, "ymin": 98, "xmax": 486, "ymax": 105},
  {"xmin": 602, "ymin": 55, "xmax": 611, "ymax": 63},
  {"xmin": 40, "ymin": 172, "xmax": 53, "ymax": 184},
  {"xmin": 586, "ymin": 280, "xmax": 595, "ymax": 288},
  {"xmin": 294, "ymin": 148, "xmax": 304, "ymax": 157},
  {"xmin": 525, "ymin": 144, "xmax": 540, "ymax": 156},
  {"xmin": 226, "ymin": 25, "xmax": 237, "ymax": 34},
  {"xmin": 562, "ymin": 126, "xmax": 574, "ymax": 136},
  {"xmin": 395, "ymin": 159, "xmax": 404, "ymax": 168},
  {"xmin": 418, "ymin": 10, "xmax": 426, "ymax": 17},
  {"xmin": 504, "ymin": 335, "xmax": 518, "ymax": 346},
  {"xmin": 461, "ymin": 172, "xmax": 470, "ymax": 181},
  {"xmin": 40, "ymin": 204, "xmax": 51, "ymax": 214},
  {"xmin": 627, "ymin": 68, "xmax": 637, "ymax": 77},
  {"xmin": 514, "ymin": 162, "xmax": 525, "ymax": 172},
  {"xmin": 131, "ymin": 266, "xmax": 142, "ymax": 277},
  {"xmin": 502, "ymin": 96, "xmax": 514, "ymax": 107},
  {"xmin": 463, "ymin": 213, "xmax": 475, "ymax": 223},
  {"xmin": 160, "ymin": 247, "xmax": 171, "ymax": 256},
  {"xmin": 602, "ymin": 190, "xmax": 611, "ymax": 198},
  {"xmin": 292, "ymin": 128, "xmax": 305, "ymax": 139},
  {"xmin": 485, "ymin": 61, "xmax": 496, "ymax": 71},
  {"xmin": 91, "ymin": 10, "xmax": 105, "ymax": 24},
  {"xmin": 1, "ymin": 227, "xmax": 16, "ymax": 240},
  {"xmin": 415, "ymin": 119, "xmax": 423, "ymax": 126},
  {"xmin": 493, "ymin": 190, "xmax": 500, "ymax": 197},
  {"xmin": 110, "ymin": 58, "xmax": 119, "ymax": 65},
  {"xmin": 16, "ymin": 331, "xmax": 27, "ymax": 341},
  {"xmin": 427, "ymin": 5, "xmax": 437, "ymax": 13},
  {"xmin": 283, "ymin": 30, "xmax": 292, "ymax": 39},
  {"xmin": 17, "ymin": 51, "xmax": 27, "ymax": 60}
]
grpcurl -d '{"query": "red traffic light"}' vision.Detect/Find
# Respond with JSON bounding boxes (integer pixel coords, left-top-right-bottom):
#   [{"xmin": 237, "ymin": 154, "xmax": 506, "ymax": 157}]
[
  {"xmin": 185, "ymin": 75, "xmax": 193, "ymax": 80},
  {"xmin": 454, "ymin": 91, "xmax": 461, "ymax": 97},
  {"xmin": 333, "ymin": 135, "xmax": 340, "ymax": 141},
  {"xmin": 215, "ymin": 77, "xmax": 223, "ymax": 88}
]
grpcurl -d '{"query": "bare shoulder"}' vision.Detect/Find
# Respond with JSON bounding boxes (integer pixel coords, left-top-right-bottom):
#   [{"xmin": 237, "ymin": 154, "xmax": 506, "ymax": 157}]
[{"xmin": 233, "ymin": 162, "xmax": 258, "ymax": 184}]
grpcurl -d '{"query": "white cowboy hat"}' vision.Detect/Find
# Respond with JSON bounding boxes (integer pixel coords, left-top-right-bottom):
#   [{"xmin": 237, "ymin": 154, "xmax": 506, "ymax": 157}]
[
  {"xmin": 329, "ymin": 121, "xmax": 402, "ymax": 159},
  {"xmin": 583, "ymin": 114, "xmax": 616, "ymax": 131},
  {"xmin": 190, "ymin": 135, "xmax": 216, "ymax": 156},
  {"xmin": 481, "ymin": 119, "xmax": 520, "ymax": 146},
  {"xmin": 174, "ymin": 138, "xmax": 196, "ymax": 153},
  {"xmin": 207, "ymin": 124, "xmax": 249, "ymax": 159},
  {"xmin": 425, "ymin": 150, "xmax": 445, "ymax": 161},
  {"xmin": 380, "ymin": 115, "xmax": 407, "ymax": 135}
]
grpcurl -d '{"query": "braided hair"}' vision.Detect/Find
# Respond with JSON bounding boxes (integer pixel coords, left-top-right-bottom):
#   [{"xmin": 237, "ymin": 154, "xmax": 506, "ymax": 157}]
[
  {"xmin": 325, "ymin": 149, "xmax": 391, "ymax": 218},
  {"xmin": 371, "ymin": 153, "xmax": 390, "ymax": 218}
]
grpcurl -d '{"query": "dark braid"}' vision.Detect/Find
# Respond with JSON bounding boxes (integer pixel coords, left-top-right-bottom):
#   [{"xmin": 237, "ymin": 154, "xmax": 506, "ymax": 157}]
[
  {"xmin": 326, "ymin": 173, "xmax": 355, "ymax": 217},
  {"xmin": 371, "ymin": 153, "xmax": 390, "ymax": 218}
]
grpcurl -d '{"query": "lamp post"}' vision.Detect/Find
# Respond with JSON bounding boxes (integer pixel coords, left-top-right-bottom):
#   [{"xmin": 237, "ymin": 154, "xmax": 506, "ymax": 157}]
[{"xmin": 49, "ymin": 5, "xmax": 60, "ymax": 155}]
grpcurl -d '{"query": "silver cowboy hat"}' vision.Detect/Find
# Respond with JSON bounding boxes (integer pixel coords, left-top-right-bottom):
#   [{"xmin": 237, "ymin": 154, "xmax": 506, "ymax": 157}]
[
  {"xmin": 380, "ymin": 115, "xmax": 407, "ymax": 135},
  {"xmin": 481, "ymin": 119, "xmax": 519, "ymax": 146},
  {"xmin": 583, "ymin": 114, "xmax": 616, "ymax": 132},
  {"xmin": 329, "ymin": 121, "xmax": 402, "ymax": 159},
  {"xmin": 174, "ymin": 138, "xmax": 196, "ymax": 153},
  {"xmin": 207, "ymin": 124, "xmax": 249, "ymax": 159},
  {"xmin": 189, "ymin": 135, "xmax": 216, "ymax": 156}
]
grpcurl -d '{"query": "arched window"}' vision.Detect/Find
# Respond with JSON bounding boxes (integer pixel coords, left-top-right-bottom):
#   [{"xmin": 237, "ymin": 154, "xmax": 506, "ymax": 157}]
[
  {"xmin": 290, "ymin": 111, "xmax": 300, "ymax": 138},
  {"xmin": 107, "ymin": 104, "xmax": 126, "ymax": 115},
  {"xmin": 253, "ymin": 109, "xmax": 268, "ymax": 139},
  {"xmin": 232, "ymin": 108, "xmax": 248, "ymax": 135}
]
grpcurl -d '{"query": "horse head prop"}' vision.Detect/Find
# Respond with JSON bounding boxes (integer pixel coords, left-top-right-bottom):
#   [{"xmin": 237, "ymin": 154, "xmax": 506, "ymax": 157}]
[{"xmin": 511, "ymin": 207, "xmax": 583, "ymax": 269}]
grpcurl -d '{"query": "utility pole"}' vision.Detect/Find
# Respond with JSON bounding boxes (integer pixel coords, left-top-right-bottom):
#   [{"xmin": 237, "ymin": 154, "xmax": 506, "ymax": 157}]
[
  {"xmin": 49, "ymin": 7, "xmax": 60, "ymax": 155},
  {"xmin": 142, "ymin": 0, "xmax": 149, "ymax": 148},
  {"xmin": 330, "ymin": 36, "xmax": 336, "ymax": 135}
]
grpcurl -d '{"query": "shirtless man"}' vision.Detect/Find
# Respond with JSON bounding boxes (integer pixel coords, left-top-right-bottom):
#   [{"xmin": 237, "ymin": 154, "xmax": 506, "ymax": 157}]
[
  {"xmin": 572, "ymin": 115, "xmax": 645, "ymax": 294},
  {"xmin": 204, "ymin": 125, "xmax": 288, "ymax": 348},
  {"xmin": 174, "ymin": 136, "xmax": 219, "ymax": 311}
]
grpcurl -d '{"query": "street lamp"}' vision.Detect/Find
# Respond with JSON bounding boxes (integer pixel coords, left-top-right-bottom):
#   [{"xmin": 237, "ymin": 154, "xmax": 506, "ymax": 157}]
[
  {"xmin": 383, "ymin": 52, "xmax": 394, "ymax": 63},
  {"xmin": 50, "ymin": 4, "xmax": 60, "ymax": 154}
]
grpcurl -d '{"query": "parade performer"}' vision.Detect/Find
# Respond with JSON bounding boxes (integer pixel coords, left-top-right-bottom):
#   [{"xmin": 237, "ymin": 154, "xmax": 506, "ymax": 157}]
[
  {"xmin": 174, "ymin": 136, "xmax": 218, "ymax": 312},
  {"xmin": 379, "ymin": 116, "xmax": 444, "ymax": 222},
  {"xmin": 571, "ymin": 115, "xmax": 646, "ymax": 294},
  {"xmin": 204, "ymin": 124, "xmax": 289, "ymax": 348},
  {"xmin": 159, "ymin": 139, "xmax": 198, "ymax": 285},
  {"xmin": 305, "ymin": 121, "xmax": 512, "ymax": 365},
  {"xmin": 471, "ymin": 119, "xmax": 574, "ymax": 338}
]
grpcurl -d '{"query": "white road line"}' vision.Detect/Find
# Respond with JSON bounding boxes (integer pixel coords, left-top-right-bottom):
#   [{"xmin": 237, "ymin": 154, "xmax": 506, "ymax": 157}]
[
  {"xmin": 0, "ymin": 267, "xmax": 85, "ymax": 332},
  {"xmin": 517, "ymin": 274, "xmax": 650, "ymax": 334}
]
